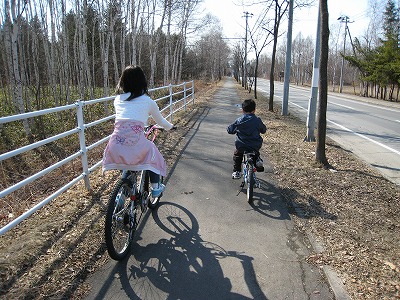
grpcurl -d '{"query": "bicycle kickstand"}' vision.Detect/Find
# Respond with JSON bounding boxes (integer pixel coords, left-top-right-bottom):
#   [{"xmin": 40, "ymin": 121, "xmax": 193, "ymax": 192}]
[{"xmin": 236, "ymin": 182, "xmax": 245, "ymax": 196}]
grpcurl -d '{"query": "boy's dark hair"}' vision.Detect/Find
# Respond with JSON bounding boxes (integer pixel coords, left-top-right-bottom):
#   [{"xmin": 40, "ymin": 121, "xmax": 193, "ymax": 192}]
[
  {"xmin": 242, "ymin": 99, "xmax": 256, "ymax": 113},
  {"xmin": 116, "ymin": 65, "xmax": 148, "ymax": 100}
]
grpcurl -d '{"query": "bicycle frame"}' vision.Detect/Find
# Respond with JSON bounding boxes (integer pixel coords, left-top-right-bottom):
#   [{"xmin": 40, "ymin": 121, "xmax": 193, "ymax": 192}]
[
  {"xmin": 240, "ymin": 151, "xmax": 260, "ymax": 203},
  {"xmin": 105, "ymin": 124, "xmax": 165, "ymax": 260}
]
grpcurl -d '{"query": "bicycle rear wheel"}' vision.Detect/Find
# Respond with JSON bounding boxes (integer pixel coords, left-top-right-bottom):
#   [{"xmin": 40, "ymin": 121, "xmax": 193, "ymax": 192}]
[
  {"xmin": 105, "ymin": 178, "xmax": 136, "ymax": 261},
  {"xmin": 246, "ymin": 164, "xmax": 254, "ymax": 203}
]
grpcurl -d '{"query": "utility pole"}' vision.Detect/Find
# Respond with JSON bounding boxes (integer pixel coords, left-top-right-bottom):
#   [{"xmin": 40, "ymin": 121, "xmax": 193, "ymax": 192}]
[
  {"xmin": 243, "ymin": 11, "xmax": 253, "ymax": 90},
  {"xmin": 282, "ymin": 0, "xmax": 294, "ymax": 116},
  {"xmin": 338, "ymin": 15, "xmax": 352, "ymax": 93},
  {"xmin": 305, "ymin": 3, "xmax": 321, "ymax": 142}
]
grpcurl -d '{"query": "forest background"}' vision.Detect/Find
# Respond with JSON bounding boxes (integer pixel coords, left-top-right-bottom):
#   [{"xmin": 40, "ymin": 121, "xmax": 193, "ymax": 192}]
[
  {"xmin": 1, "ymin": 0, "xmax": 399, "ymax": 114},
  {"xmin": 0, "ymin": 0, "xmax": 399, "ymax": 160}
]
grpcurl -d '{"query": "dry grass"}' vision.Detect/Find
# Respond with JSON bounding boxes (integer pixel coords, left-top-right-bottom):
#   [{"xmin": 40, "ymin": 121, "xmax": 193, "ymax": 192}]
[{"xmin": 238, "ymin": 85, "xmax": 400, "ymax": 299}]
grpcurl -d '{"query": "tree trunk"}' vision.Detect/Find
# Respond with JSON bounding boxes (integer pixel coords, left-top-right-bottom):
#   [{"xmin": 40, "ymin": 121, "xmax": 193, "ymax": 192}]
[
  {"xmin": 61, "ymin": 0, "xmax": 71, "ymax": 104},
  {"xmin": 99, "ymin": 25, "xmax": 111, "ymax": 97},
  {"xmin": 269, "ymin": 40, "xmax": 276, "ymax": 111},
  {"xmin": 315, "ymin": 0, "xmax": 330, "ymax": 167},
  {"xmin": 148, "ymin": 0, "xmax": 167, "ymax": 87},
  {"xmin": 49, "ymin": 0, "xmax": 58, "ymax": 103},
  {"xmin": 268, "ymin": 0, "xmax": 288, "ymax": 112},
  {"xmin": 111, "ymin": 25, "xmax": 119, "ymax": 85},
  {"xmin": 164, "ymin": 0, "xmax": 172, "ymax": 85},
  {"xmin": 5, "ymin": 0, "xmax": 32, "ymax": 138},
  {"xmin": 254, "ymin": 53, "xmax": 259, "ymax": 99}
]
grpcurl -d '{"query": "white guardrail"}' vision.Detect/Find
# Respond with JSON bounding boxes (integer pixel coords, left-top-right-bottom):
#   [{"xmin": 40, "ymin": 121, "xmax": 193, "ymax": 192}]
[{"xmin": 0, "ymin": 81, "xmax": 195, "ymax": 235}]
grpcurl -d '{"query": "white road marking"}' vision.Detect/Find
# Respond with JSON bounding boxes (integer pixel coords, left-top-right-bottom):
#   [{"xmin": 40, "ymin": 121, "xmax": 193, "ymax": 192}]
[
  {"xmin": 328, "ymin": 120, "xmax": 400, "ymax": 156},
  {"xmin": 329, "ymin": 102, "xmax": 354, "ymax": 110}
]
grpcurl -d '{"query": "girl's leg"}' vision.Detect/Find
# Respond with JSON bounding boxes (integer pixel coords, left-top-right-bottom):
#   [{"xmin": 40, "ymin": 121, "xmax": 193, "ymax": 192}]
[
  {"xmin": 149, "ymin": 171, "xmax": 164, "ymax": 196},
  {"xmin": 149, "ymin": 171, "xmax": 160, "ymax": 184}
]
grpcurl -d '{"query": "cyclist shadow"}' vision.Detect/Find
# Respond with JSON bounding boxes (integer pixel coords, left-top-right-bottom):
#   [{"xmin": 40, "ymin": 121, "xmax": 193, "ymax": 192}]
[
  {"xmin": 238, "ymin": 177, "xmax": 291, "ymax": 221},
  {"xmin": 122, "ymin": 202, "xmax": 268, "ymax": 299}
]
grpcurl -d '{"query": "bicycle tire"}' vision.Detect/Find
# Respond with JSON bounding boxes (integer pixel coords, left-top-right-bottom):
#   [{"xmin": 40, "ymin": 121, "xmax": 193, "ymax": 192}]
[
  {"xmin": 105, "ymin": 178, "xmax": 136, "ymax": 261},
  {"xmin": 247, "ymin": 163, "xmax": 254, "ymax": 203},
  {"xmin": 147, "ymin": 174, "xmax": 163, "ymax": 209}
]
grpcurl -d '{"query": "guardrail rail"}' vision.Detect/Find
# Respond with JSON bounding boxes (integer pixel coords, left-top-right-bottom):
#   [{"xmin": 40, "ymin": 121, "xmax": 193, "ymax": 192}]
[{"xmin": 0, "ymin": 81, "xmax": 195, "ymax": 235}]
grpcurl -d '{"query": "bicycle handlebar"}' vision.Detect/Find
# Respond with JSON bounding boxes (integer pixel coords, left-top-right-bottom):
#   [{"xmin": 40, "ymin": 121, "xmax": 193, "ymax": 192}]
[{"xmin": 146, "ymin": 124, "xmax": 177, "ymax": 131}]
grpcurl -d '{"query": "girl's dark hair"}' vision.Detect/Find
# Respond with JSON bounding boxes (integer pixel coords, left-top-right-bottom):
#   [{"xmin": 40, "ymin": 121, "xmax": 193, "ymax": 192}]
[
  {"xmin": 242, "ymin": 99, "xmax": 256, "ymax": 112},
  {"xmin": 116, "ymin": 65, "xmax": 148, "ymax": 100}
]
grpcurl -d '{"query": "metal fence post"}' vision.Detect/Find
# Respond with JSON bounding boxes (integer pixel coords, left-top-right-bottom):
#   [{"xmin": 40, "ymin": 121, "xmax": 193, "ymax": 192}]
[
  {"xmin": 169, "ymin": 84, "xmax": 173, "ymax": 123},
  {"xmin": 184, "ymin": 82, "xmax": 187, "ymax": 112},
  {"xmin": 76, "ymin": 100, "xmax": 91, "ymax": 190},
  {"xmin": 191, "ymin": 80, "xmax": 195, "ymax": 103}
]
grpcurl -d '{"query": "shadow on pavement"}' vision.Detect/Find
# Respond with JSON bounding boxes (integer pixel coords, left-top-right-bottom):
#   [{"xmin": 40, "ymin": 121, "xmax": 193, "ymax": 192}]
[{"xmin": 90, "ymin": 202, "xmax": 269, "ymax": 299}]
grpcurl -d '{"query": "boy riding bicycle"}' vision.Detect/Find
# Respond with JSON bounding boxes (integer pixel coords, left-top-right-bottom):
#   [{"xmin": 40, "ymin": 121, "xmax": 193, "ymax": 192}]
[{"xmin": 227, "ymin": 99, "xmax": 267, "ymax": 179}]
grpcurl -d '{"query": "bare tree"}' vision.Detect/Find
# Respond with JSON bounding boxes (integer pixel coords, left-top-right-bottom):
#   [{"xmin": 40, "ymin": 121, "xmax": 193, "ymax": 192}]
[
  {"xmin": 315, "ymin": 0, "xmax": 330, "ymax": 167},
  {"xmin": 266, "ymin": 0, "xmax": 289, "ymax": 111},
  {"xmin": 95, "ymin": 0, "xmax": 113, "ymax": 96},
  {"xmin": 4, "ymin": 0, "xmax": 32, "ymax": 138},
  {"xmin": 144, "ymin": 0, "xmax": 168, "ymax": 87},
  {"xmin": 163, "ymin": 0, "xmax": 173, "ymax": 84},
  {"xmin": 171, "ymin": 0, "xmax": 205, "ymax": 83},
  {"xmin": 232, "ymin": 42, "xmax": 244, "ymax": 82},
  {"xmin": 249, "ymin": 5, "xmax": 274, "ymax": 99},
  {"xmin": 60, "ymin": 0, "xmax": 72, "ymax": 104}
]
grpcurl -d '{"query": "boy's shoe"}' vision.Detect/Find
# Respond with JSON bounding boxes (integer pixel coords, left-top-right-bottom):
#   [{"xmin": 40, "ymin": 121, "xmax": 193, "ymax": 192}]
[
  {"xmin": 232, "ymin": 171, "xmax": 241, "ymax": 179},
  {"xmin": 256, "ymin": 158, "xmax": 264, "ymax": 172},
  {"xmin": 256, "ymin": 157, "xmax": 263, "ymax": 168},
  {"xmin": 151, "ymin": 183, "xmax": 165, "ymax": 198}
]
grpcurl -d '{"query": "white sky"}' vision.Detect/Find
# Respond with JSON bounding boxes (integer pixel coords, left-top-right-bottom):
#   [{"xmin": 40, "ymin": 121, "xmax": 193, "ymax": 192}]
[{"xmin": 201, "ymin": 0, "xmax": 375, "ymax": 43}]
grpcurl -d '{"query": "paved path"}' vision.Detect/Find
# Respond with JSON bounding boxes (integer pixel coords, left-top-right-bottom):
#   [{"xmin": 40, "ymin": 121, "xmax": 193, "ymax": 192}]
[{"xmin": 84, "ymin": 78, "xmax": 334, "ymax": 299}]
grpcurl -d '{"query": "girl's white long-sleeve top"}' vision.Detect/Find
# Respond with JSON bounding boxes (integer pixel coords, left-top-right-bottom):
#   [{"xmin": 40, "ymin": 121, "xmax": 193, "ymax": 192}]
[{"xmin": 114, "ymin": 93, "xmax": 173, "ymax": 130}]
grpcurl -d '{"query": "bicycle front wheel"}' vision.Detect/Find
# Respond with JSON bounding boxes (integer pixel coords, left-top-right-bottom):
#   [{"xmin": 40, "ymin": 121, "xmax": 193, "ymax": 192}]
[
  {"xmin": 246, "ymin": 165, "xmax": 254, "ymax": 203},
  {"xmin": 105, "ymin": 178, "xmax": 136, "ymax": 261}
]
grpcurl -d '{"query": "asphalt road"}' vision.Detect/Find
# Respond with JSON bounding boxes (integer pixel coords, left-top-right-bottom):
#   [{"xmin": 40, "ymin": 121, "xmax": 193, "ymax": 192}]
[
  {"xmin": 84, "ymin": 78, "xmax": 335, "ymax": 299},
  {"xmin": 258, "ymin": 79, "xmax": 400, "ymax": 186}
]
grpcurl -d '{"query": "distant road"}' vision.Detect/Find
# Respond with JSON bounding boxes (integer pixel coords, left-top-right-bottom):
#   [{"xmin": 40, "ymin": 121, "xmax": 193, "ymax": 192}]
[{"xmin": 257, "ymin": 78, "xmax": 400, "ymax": 186}]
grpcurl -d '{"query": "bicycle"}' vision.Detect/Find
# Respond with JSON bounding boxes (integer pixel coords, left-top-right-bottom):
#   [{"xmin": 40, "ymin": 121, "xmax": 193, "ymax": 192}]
[
  {"xmin": 238, "ymin": 151, "xmax": 260, "ymax": 203},
  {"xmin": 104, "ymin": 124, "xmax": 165, "ymax": 261}
]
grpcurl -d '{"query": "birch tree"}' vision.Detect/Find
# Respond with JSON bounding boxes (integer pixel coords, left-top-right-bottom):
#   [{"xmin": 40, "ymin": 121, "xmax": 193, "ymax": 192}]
[
  {"xmin": 172, "ymin": 0, "xmax": 206, "ymax": 83},
  {"xmin": 96, "ymin": 0, "xmax": 114, "ymax": 96},
  {"xmin": 59, "ymin": 0, "xmax": 72, "ymax": 104},
  {"xmin": 145, "ymin": 0, "xmax": 167, "ymax": 87},
  {"xmin": 163, "ymin": 0, "xmax": 173, "ymax": 84},
  {"xmin": 4, "ymin": 0, "xmax": 32, "ymax": 138}
]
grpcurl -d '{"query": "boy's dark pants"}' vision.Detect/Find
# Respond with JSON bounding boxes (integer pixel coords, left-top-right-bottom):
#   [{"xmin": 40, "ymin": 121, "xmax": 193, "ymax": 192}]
[{"xmin": 233, "ymin": 149, "xmax": 260, "ymax": 172}]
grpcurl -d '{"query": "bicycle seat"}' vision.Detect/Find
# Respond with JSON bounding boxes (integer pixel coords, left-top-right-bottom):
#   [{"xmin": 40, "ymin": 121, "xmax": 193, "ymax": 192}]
[{"xmin": 243, "ymin": 151, "xmax": 256, "ymax": 155}]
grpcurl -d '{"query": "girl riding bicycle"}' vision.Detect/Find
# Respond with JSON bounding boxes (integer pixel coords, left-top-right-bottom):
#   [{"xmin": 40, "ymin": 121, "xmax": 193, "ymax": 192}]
[{"xmin": 102, "ymin": 65, "xmax": 175, "ymax": 198}]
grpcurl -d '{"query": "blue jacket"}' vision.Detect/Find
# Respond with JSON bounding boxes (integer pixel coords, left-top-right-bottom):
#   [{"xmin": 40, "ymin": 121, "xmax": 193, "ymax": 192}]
[{"xmin": 227, "ymin": 113, "xmax": 267, "ymax": 151}]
